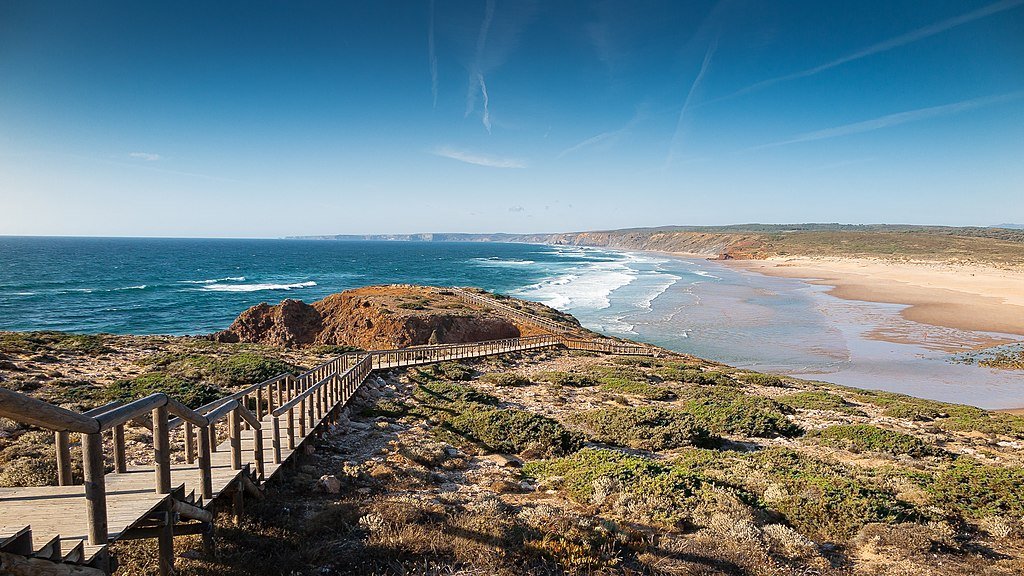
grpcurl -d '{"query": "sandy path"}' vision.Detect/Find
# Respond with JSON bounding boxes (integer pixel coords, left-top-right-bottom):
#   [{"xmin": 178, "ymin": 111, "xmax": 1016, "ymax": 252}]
[{"xmin": 723, "ymin": 257, "xmax": 1024, "ymax": 338}]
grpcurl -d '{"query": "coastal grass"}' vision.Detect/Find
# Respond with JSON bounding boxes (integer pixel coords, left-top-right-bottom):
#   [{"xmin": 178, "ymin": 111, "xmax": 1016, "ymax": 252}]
[
  {"xmin": 525, "ymin": 446, "xmax": 920, "ymax": 541},
  {"xmin": 0, "ymin": 331, "xmax": 112, "ymax": 356},
  {"xmin": 586, "ymin": 365, "xmax": 676, "ymax": 400},
  {"xmin": 568, "ymin": 406, "xmax": 718, "ymax": 450},
  {"xmin": 410, "ymin": 378, "xmax": 580, "ymax": 456},
  {"xmin": 675, "ymin": 385, "xmax": 802, "ymax": 438},
  {"xmin": 533, "ymin": 370, "xmax": 598, "ymax": 387},
  {"xmin": 810, "ymin": 424, "xmax": 940, "ymax": 457},
  {"xmin": 779, "ymin": 390, "xmax": 865, "ymax": 415},
  {"xmin": 849, "ymin": 388, "xmax": 1024, "ymax": 438}
]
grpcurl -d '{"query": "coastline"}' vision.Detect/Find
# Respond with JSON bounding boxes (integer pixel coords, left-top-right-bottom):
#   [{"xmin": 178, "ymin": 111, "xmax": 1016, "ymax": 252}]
[{"xmin": 718, "ymin": 256, "xmax": 1024, "ymax": 339}]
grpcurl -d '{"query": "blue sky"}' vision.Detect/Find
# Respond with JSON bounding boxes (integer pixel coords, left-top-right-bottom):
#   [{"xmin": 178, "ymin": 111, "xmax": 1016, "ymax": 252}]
[{"xmin": 1, "ymin": 0, "xmax": 1022, "ymax": 237}]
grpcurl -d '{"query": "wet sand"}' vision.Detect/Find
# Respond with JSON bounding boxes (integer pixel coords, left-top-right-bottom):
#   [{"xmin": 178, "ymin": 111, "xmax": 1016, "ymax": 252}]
[{"xmin": 725, "ymin": 257, "xmax": 1024, "ymax": 338}]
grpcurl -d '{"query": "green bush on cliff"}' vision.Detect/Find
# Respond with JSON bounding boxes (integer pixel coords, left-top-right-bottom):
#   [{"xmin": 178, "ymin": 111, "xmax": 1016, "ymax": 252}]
[
  {"xmin": 0, "ymin": 331, "xmax": 112, "ymax": 356},
  {"xmin": 106, "ymin": 373, "xmax": 224, "ymax": 408},
  {"xmin": 569, "ymin": 407, "xmax": 718, "ymax": 450},
  {"xmin": 587, "ymin": 365, "xmax": 676, "ymax": 400},
  {"xmin": 534, "ymin": 371, "xmax": 597, "ymax": 387},
  {"xmin": 449, "ymin": 408, "xmax": 581, "ymax": 456},
  {"xmin": 924, "ymin": 458, "xmax": 1024, "ymax": 519},
  {"xmin": 811, "ymin": 424, "xmax": 939, "ymax": 457},
  {"xmin": 851, "ymin": 389, "xmax": 1024, "ymax": 438},
  {"xmin": 676, "ymin": 386, "xmax": 801, "ymax": 437},
  {"xmin": 480, "ymin": 372, "xmax": 531, "ymax": 387},
  {"xmin": 523, "ymin": 448, "xmax": 708, "ymax": 527},
  {"xmin": 779, "ymin": 390, "xmax": 864, "ymax": 415}
]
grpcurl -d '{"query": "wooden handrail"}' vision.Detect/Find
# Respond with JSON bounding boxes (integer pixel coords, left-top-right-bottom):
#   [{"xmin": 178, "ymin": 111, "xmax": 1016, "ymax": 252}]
[
  {"xmin": 95, "ymin": 393, "xmax": 167, "ymax": 431},
  {"xmin": 273, "ymin": 369, "xmax": 341, "ymax": 416},
  {"xmin": 0, "ymin": 386, "xmax": 100, "ymax": 434}
]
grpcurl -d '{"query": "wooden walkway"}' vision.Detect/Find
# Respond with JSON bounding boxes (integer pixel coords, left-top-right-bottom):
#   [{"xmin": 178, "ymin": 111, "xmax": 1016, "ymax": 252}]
[{"xmin": 0, "ymin": 289, "xmax": 657, "ymax": 575}]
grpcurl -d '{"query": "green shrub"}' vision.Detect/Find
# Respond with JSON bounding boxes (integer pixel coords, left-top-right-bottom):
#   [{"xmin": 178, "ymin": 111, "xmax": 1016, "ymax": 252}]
[
  {"xmin": 365, "ymin": 398, "xmax": 409, "ymax": 418},
  {"xmin": 534, "ymin": 371, "xmax": 598, "ymax": 387},
  {"xmin": 0, "ymin": 331, "xmax": 112, "ymax": 356},
  {"xmin": 569, "ymin": 407, "xmax": 718, "ymax": 450},
  {"xmin": 524, "ymin": 448, "xmax": 708, "ymax": 527},
  {"xmin": 746, "ymin": 448, "xmax": 921, "ymax": 541},
  {"xmin": 106, "ymin": 373, "xmax": 224, "ymax": 408},
  {"xmin": 599, "ymin": 379, "xmax": 676, "ymax": 400},
  {"xmin": 676, "ymin": 386, "xmax": 801, "ymax": 438},
  {"xmin": 812, "ymin": 424, "xmax": 939, "ymax": 457},
  {"xmin": 653, "ymin": 366, "xmax": 731, "ymax": 384},
  {"xmin": 586, "ymin": 365, "xmax": 675, "ymax": 400},
  {"xmin": 412, "ymin": 380, "xmax": 498, "ymax": 407},
  {"xmin": 925, "ymin": 459, "xmax": 1024, "ymax": 519},
  {"xmin": 737, "ymin": 373, "xmax": 788, "ymax": 387},
  {"xmin": 851, "ymin": 389, "xmax": 1024, "ymax": 438},
  {"xmin": 431, "ymin": 362, "xmax": 474, "ymax": 381},
  {"xmin": 449, "ymin": 408, "xmax": 581, "ymax": 456},
  {"xmin": 779, "ymin": 391, "xmax": 864, "ymax": 415},
  {"xmin": 308, "ymin": 344, "xmax": 363, "ymax": 356},
  {"xmin": 480, "ymin": 372, "xmax": 531, "ymax": 387}
]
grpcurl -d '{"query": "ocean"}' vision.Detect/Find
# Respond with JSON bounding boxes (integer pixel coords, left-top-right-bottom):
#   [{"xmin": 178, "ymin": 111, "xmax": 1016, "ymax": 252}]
[{"xmin": 2, "ymin": 236, "xmax": 1022, "ymax": 408}]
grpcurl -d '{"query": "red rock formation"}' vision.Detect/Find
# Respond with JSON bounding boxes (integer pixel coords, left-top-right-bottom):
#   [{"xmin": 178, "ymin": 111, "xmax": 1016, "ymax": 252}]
[{"xmin": 213, "ymin": 285, "xmax": 523, "ymax": 349}]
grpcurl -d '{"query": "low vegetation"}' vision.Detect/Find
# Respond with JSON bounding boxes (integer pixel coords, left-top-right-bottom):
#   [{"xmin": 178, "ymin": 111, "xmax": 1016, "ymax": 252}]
[
  {"xmin": 569, "ymin": 407, "xmax": 718, "ymax": 450},
  {"xmin": 811, "ymin": 424, "xmax": 940, "ymax": 457},
  {"xmin": 779, "ymin": 390, "xmax": 865, "ymax": 415}
]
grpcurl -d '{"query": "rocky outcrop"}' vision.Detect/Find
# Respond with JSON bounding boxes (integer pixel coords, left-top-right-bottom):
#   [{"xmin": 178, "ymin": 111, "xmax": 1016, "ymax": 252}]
[{"xmin": 213, "ymin": 285, "xmax": 525, "ymax": 349}]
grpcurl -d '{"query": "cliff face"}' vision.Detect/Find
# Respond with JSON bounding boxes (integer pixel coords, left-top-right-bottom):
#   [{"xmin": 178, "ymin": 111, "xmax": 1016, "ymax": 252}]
[{"xmin": 214, "ymin": 285, "xmax": 531, "ymax": 349}]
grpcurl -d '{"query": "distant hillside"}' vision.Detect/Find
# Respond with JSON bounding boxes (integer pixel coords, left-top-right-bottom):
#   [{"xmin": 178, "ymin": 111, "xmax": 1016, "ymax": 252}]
[{"xmin": 290, "ymin": 224, "xmax": 1024, "ymax": 267}]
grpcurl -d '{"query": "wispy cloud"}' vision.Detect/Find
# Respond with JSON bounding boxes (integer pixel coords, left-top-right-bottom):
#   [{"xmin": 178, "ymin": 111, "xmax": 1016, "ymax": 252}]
[
  {"xmin": 129, "ymin": 152, "xmax": 161, "ymax": 161},
  {"xmin": 558, "ymin": 109, "xmax": 643, "ymax": 158},
  {"xmin": 465, "ymin": 0, "xmax": 496, "ymax": 132},
  {"xmin": 750, "ymin": 90, "xmax": 1024, "ymax": 150},
  {"xmin": 666, "ymin": 39, "xmax": 717, "ymax": 167},
  {"xmin": 432, "ymin": 146, "xmax": 526, "ymax": 168},
  {"xmin": 428, "ymin": 0, "xmax": 438, "ymax": 108},
  {"xmin": 713, "ymin": 0, "xmax": 1024, "ymax": 103},
  {"xmin": 508, "ymin": 205, "xmax": 524, "ymax": 212}
]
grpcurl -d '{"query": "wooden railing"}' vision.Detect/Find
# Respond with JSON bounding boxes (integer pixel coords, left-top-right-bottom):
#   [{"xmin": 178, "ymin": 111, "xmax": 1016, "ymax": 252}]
[
  {"xmin": 561, "ymin": 338, "xmax": 657, "ymax": 356},
  {"xmin": 449, "ymin": 287, "xmax": 577, "ymax": 334}
]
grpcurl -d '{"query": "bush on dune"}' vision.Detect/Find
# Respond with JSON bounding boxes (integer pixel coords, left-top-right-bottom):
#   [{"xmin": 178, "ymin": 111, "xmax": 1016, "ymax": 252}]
[
  {"xmin": 569, "ymin": 406, "xmax": 718, "ymax": 450},
  {"xmin": 811, "ymin": 424, "xmax": 941, "ymax": 458}
]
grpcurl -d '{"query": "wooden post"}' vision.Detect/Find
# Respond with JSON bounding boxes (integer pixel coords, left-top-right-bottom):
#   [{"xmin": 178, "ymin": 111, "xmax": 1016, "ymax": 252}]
[
  {"xmin": 253, "ymin": 425, "xmax": 264, "ymax": 481},
  {"xmin": 198, "ymin": 424, "xmax": 213, "ymax": 499},
  {"xmin": 157, "ymin": 507, "xmax": 174, "ymax": 576},
  {"xmin": 55, "ymin": 431, "xmax": 73, "ymax": 486},
  {"xmin": 272, "ymin": 416, "xmax": 282, "ymax": 464},
  {"xmin": 113, "ymin": 424, "xmax": 127, "ymax": 473},
  {"xmin": 232, "ymin": 481, "xmax": 244, "ymax": 526},
  {"xmin": 185, "ymin": 421, "xmax": 196, "ymax": 464},
  {"xmin": 241, "ymin": 394, "xmax": 250, "ymax": 431},
  {"xmin": 153, "ymin": 405, "xmax": 171, "ymax": 494},
  {"xmin": 228, "ymin": 410, "xmax": 242, "ymax": 470},
  {"xmin": 209, "ymin": 421, "xmax": 218, "ymax": 453},
  {"xmin": 255, "ymin": 388, "xmax": 263, "ymax": 421},
  {"xmin": 82, "ymin": 432, "xmax": 108, "ymax": 545},
  {"xmin": 287, "ymin": 408, "xmax": 296, "ymax": 450},
  {"xmin": 298, "ymin": 399, "xmax": 306, "ymax": 438}
]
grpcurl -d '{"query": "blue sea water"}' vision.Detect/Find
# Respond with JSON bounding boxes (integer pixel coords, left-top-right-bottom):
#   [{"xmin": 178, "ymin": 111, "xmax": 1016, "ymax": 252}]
[{"xmin": 2, "ymin": 236, "xmax": 1022, "ymax": 407}]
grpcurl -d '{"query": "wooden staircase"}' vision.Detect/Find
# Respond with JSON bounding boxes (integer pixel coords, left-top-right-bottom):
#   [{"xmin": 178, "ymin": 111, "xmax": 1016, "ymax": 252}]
[{"xmin": 0, "ymin": 287, "xmax": 660, "ymax": 575}]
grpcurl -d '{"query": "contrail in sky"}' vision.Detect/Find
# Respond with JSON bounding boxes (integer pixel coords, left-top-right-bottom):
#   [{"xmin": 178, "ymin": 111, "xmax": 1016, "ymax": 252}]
[
  {"xmin": 750, "ymin": 90, "xmax": 1024, "ymax": 150},
  {"xmin": 666, "ymin": 39, "xmax": 717, "ymax": 167},
  {"xmin": 711, "ymin": 0, "xmax": 1024, "ymax": 104},
  {"xmin": 466, "ymin": 0, "xmax": 496, "ymax": 131},
  {"xmin": 428, "ymin": 0, "xmax": 438, "ymax": 108}
]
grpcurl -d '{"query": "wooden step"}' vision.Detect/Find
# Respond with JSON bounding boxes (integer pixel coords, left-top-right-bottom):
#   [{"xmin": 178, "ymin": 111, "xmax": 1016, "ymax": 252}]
[
  {"xmin": 31, "ymin": 533, "xmax": 61, "ymax": 562},
  {"xmin": 0, "ymin": 525, "xmax": 32, "ymax": 556},
  {"xmin": 61, "ymin": 538, "xmax": 84, "ymax": 564}
]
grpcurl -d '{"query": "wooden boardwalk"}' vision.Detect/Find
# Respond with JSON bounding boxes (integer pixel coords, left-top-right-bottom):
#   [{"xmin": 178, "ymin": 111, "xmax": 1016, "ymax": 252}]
[{"xmin": 0, "ymin": 288, "xmax": 657, "ymax": 575}]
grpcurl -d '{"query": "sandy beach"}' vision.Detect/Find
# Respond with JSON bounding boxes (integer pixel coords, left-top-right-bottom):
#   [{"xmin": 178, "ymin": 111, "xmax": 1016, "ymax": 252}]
[{"xmin": 725, "ymin": 257, "xmax": 1024, "ymax": 339}]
